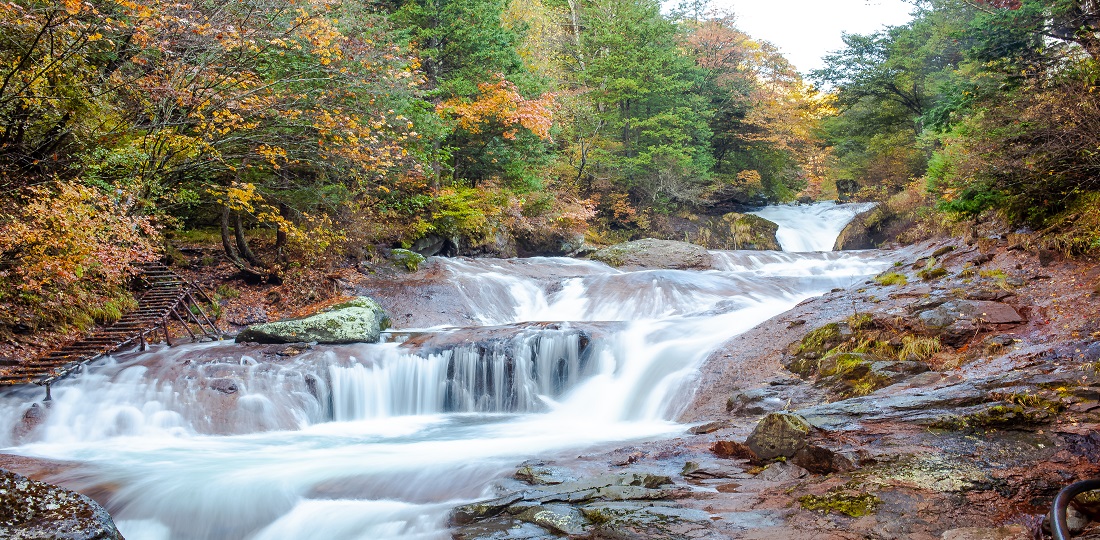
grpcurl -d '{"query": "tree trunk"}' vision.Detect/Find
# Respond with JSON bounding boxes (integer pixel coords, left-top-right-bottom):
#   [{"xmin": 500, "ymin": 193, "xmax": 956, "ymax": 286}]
[
  {"xmin": 274, "ymin": 203, "xmax": 289, "ymax": 263},
  {"xmin": 431, "ymin": 138, "xmax": 442, "ymax": 190},
  {"xmin": 220, "ymin": 206, "xmax": 242, "ymax": 266},
  {"xmin": 566, "ymin": 0, "xmax": 585, "ymax": 71},
  {"xmin": 233, "ymin": 211, "xmax": 264, "ymax": 268}
]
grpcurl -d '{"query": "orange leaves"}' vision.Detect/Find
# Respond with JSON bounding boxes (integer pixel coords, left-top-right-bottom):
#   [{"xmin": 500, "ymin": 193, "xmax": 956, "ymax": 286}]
[
  {"xmin": 0, "ymin": 183, "xmax": 158, "ymax": 299},
  {"xmin": 438, "ymin": 75, "xmax": 556, "ymax": 140}
]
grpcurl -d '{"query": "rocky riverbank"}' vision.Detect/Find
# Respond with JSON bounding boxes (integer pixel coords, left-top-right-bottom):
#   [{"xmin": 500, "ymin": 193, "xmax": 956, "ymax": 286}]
[{"xmin": 450, "ymin": 237, "xmax": 1100, "ymax": 539}]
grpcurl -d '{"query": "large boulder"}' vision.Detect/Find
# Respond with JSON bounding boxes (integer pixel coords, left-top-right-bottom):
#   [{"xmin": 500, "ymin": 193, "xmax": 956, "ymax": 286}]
[
  {"xmin": 692, "ymin": 213, "xmax": 781, "ymax": 251},
  {"xmin": 0, "ymin": 468, "xmax": 124, "ymax": 540},
  {"xmin": 834, "ymin": 204, "xmax": 915, "ymax": 250},
  {"xmin": 590, "ymin": 239, "xmax": 712, "ymax": 270},
  {"xmin": 235, "ymin": 296, "xmax": 391, "ymax": 344}
]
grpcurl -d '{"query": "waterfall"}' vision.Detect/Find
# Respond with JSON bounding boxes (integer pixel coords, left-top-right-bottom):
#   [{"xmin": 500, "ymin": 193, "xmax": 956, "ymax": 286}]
[
  {"xmin": 750, "ymin": 201, "xmax": 876, "ymax": 252},
  {"xmin": 0, "ymin": 203, "xmax": 889, "ymax": 540}
]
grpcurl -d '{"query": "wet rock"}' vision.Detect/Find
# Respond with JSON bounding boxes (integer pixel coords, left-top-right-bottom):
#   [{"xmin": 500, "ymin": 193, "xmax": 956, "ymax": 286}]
[
  {"xmin": 941, "ymin": 525, "xmax": 1029, "ymax": 540},
  {"xmin": 710, "ymin": 441, "xmax": 757, "ymax": 461},
  {"xmin": 688, "ymin": 420, "xmax": 726, "ymax": 434},
  {"xmin": 453, "ymin": 494, "xmax": 526, "ymax": 525},
  {"xmin": 13, "ymin": 404, "xmax": 46, "ymax": 443},
  {"xmin": 451, "ymin": 472, "xmax": 676, "ymax": 531},
  {"xmin": 512, "ymin": 504, "xmax": 587, "ymax": 536},
  {"xmin": 589, "ymin": 239, "xmax": 712, "ymax": 270},
  {"xmin": 966, "ymin": 288, "xmax": 1015, "ymax": 302},
  {"xmin": 207, "ymin": 378, "xmax": 239, "ymax": 394},
  {"xmin": 578, "ymin": 502, "xmax": 712, "ymax": 534},
  {"xmin": 273, "ymin": 343, "xmax": 311, "ymax": 357},
  {"xmin": 833, "ymin": 204, "xmax": 915, "ymax": 250},
  {"xmin": 681, "ymin": 459, "xmax": 743, "ymax": 480},
  {"xmin": 790, "ymin": 444, "xmax": 855, "ymax": 475},
  {"xmin": 0, "ymin": 468, "xmax": 124, "ymax": 540},
  {"xmin": 690, "ymin": 213, "xmax": 781, "ymax": 251},
  {"xmin": 908, "ymin": 299, "xmax": 1023, "ymax": 346},
  {"xmin": 726, "ymin": 387, "xmax": 787, "ymax": 415},
  {"xmin": 746, "ymin": 412, "xmax": 812, "ymax": 460},
  {"xmin": 799, "ymin": 381, "xmax": 991, "ymax": 430},
  {"xmin": 515, "ymin": 465, "xmax": 574, "ymax": 486},
  {"xmin": 452, "ymin": 521, "xmax": 556, "ymax": 540},
  {"xmin": 515, "ymin": 229, "xmax": 587, "ymax": 257},
  {"xmin": 235, "ymin": 296, "xmax": 391, "ymax": 344},
  {"xmin": 755, "ymin": 461, "xmax": 810, "ymax": 482},
  {"xmin": 410, "ymin": 234, "xmax": 450, "ymax": 257}
]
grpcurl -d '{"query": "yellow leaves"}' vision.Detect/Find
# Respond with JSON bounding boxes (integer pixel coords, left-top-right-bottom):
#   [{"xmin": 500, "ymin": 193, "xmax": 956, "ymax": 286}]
[
  {"xmin": 293, "ymin": 7, "xmax": 346, "ymax": 66},
  {"xmin": 257, "ymin": 144, "xmax": 288, "ymax": 169},
  {"xmin": 62, "ymin": 0, "xmax": 82, "ymax": 15}
]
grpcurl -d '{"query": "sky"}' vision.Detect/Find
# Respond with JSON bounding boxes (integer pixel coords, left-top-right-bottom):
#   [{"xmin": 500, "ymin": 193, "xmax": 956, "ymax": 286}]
[{"xmin": 708, "ymin": 0, "xmax": 917, "ymax": 74}]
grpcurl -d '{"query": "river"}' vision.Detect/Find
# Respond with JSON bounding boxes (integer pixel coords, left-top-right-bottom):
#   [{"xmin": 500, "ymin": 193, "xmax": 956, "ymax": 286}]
[{"xmin": 0, "ymin": 201, "xmax": 886, "ymax": 540}]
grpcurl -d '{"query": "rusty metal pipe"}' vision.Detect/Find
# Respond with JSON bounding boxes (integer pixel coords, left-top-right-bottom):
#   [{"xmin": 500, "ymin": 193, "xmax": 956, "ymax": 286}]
[{"xmin": 1053, "ymin": 479, "xmax": 1100, "ymax": 540}]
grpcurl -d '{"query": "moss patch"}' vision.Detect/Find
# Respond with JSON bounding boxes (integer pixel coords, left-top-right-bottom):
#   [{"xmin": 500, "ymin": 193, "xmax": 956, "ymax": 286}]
[
  {"xmin": 787, "ymin": 316, "xmax": 942, "ymax": 398},
  {"xmin": 874, "ymin": 272, "xmax": 908, "ymax": 286},
  {"xmin": 798, "ymin": 492, "xmax": 880, "ymax": 517}
]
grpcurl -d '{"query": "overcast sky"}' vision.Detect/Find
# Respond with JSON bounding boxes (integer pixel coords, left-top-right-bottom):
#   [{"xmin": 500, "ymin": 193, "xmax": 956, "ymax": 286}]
[{"xmin": 707, "ymin": 0, "xmax": 917, "ymax": 74}]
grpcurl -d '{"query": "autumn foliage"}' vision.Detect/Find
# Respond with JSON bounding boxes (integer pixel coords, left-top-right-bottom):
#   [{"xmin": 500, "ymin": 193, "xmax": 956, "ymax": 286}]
[
  {"xmin": 0, "ymin": 183, "xmax": 158, "ymax": 330},
  {"xmin": 0, "ymin": 0, "xmax": 853, "ymax": 335}
]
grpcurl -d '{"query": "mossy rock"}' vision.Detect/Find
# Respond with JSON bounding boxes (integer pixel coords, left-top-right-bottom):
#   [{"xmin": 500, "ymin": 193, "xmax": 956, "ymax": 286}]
[
  {"xmin": 746, "ymin": 412, "xmax": 813, "ymax": 460},
  {"xmin": 785, "ymin": 322, "xmax": 847, "ymax": 376},
  {"xmin": 236, "ymin": 295, "xmax": 391, "ymax": 344},
  {"xmin": 833, "ymin": 204, "xmax": 918, "ymax": 250},
  {"xmin": 931, "ymin": 403, "xmax": 1052, "ymax": 431},
  {"xmin": 817, "ymin": 352, "xmax": 903, "ymax": 398},
  {"xmin": 692, "ymin": 213, "xmax": 781, "ymax": 251},
  {"xmin": 0, "ymin": 468, "xmax": 125, "ymax": 540},
  {"xmin": 391, "ymin": 248, "xmax": 425, "ymax": 272}
]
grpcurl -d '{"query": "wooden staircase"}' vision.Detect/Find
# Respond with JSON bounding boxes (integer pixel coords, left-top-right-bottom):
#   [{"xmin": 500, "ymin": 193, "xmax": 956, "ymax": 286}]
[{"xmin": 0, "ymin": 263, "xmax": 222, "ymax": 390}]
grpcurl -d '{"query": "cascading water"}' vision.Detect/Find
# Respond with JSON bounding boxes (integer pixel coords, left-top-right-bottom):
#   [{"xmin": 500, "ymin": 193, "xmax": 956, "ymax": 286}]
[
  {"xmin": 0, "ymin": 202, "xmax": 888, "ymax": 540},
  {"xmin": 750, "ymin": 201, "xmax": 876, "ymax": 252}
]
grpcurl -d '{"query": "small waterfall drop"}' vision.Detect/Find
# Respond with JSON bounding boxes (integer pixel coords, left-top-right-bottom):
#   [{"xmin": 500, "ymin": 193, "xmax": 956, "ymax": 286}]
[
  {"xmin": 750, "ymin": 201, "xmax": 875, "ymax": 252},
  {"xmin": 0, "ymin": 203, "xmax": 889, "ymax": 540}
]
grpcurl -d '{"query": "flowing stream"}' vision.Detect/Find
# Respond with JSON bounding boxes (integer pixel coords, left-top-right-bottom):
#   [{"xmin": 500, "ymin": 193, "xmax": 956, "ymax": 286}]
[{"xmin": 0, "ymin": 203, "xmax": 886, "ymax": 540}]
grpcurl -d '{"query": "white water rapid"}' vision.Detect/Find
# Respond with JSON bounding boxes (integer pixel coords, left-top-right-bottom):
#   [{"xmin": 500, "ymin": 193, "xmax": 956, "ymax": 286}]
[{"xmin": 0, "ymin": 203, "xmax": 888, "ymax": 540}]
